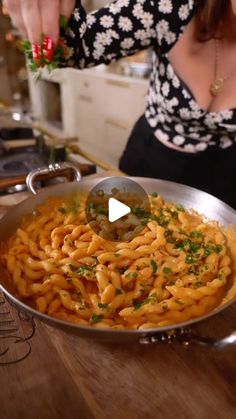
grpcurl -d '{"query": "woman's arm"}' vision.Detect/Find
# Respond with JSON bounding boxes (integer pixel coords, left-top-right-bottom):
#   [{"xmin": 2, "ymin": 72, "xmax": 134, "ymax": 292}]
[{"xmin": 60, "ymin": 0, "xmax": 160, "ymax": 68}]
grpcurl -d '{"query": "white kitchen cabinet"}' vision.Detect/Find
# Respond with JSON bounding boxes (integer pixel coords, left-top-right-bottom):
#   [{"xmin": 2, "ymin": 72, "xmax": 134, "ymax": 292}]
[
  {"xmin": 29, "ymin": 67, "xmax": 148, "ymax": 167},
  {"xmin": 71, "ymin": 69, "xmax": 148, "ymax": 166}
]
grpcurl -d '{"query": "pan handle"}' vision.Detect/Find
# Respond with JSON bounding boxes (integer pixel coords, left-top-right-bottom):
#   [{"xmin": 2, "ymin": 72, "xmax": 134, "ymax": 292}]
[
  {"xmin": 139, "ymin": 328, "xmax": 236, "ymax": 348},
  {"xmin": 26, "ymin": 162, "xmax": 82, "ymax": 194}
]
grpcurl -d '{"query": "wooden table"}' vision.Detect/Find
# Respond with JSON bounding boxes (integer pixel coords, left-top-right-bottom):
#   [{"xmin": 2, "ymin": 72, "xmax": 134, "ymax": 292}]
[{"xmin": 0, "ymin": 190, "xmax": 236, "ymax": 419}]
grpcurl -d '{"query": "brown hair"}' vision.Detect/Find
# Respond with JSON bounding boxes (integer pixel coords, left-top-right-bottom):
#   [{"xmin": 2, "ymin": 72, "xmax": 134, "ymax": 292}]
[{"xmin": 195, "ymin": 0, "xmax": 232, "ymax": 41}]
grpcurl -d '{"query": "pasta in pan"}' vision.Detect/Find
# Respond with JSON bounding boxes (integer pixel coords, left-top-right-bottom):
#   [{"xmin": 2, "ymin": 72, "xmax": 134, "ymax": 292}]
[{"xmin": 1, "ymin": 191, "xmax": 236, "ymax": 330}]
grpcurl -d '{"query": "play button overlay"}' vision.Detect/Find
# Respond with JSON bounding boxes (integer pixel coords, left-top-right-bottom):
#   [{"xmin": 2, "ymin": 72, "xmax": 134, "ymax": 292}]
[
  {"xmin": 86, "ymin": 177, "xmax": 150, "ymax": 241},
  {"xmin": 108, "ymin": 198, "xmax": 131, "ymax": 222}
]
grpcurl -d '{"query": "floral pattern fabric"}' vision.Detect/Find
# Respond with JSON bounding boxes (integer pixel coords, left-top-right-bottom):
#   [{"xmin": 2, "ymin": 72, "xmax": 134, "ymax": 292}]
[{"xmin": 61, "ymin": 0, "xmax": 236, "ymax": 153}]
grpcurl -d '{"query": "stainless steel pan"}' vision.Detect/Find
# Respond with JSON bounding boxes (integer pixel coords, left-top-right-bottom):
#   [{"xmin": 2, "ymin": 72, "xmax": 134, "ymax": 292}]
[{"xmin": 1, "ymin": 162, "xmax": 236, "ymax": 347}]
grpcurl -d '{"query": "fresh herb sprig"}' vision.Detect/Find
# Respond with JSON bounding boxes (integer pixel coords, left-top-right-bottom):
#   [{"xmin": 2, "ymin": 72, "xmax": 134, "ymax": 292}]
[{"xmin": 21, "ymin": 15, "xmax": 68, "ymax": 74}]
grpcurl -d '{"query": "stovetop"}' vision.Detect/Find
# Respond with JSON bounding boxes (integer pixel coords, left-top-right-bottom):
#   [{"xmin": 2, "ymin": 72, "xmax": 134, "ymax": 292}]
[
  {"xmin": 0, "ymin": 127, "xmax": 66, "ymax": 195},
  {"xmin": 0, "ymin": 126, "xmax": 96, "ymax": 195},
  {"xmin": 0, "ymin": 150, "xmax": 51, "ymax": 178}
]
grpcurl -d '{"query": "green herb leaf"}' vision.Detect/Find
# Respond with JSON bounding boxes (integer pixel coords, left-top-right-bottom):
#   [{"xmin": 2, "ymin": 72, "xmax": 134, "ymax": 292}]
[
  {"xmin": 132, "ymin": 207, "xmax": 149, "ymax": 217},
  {"xmin": 175, "ymin": 204, "xmax": 185, "ymax": 212},
  {"xmin": 150, "ymin": 259, "xmax": 158, "ymax": 273},
  {"xmin": 192, "ymin": 281, "xmax": 203, "ymax": 288},
  {"xmin": 141, "ymin": 219, "xmax": 149, "ymax": 226},
  {"xmin": 151, "ymin": 192, "xmax": 158, "ymax": 198},
  {"xmin": 90, "ymin": 314, "xmax": 104, "ymax": 324},
  {"xmin": 188, "ymin": 265, "xmax": 199, "ymax": 275},
  {"xmin": 76, "ymin": 265, "xmax": 94, "ymax": 276},
  {"xmin": 134, "ymin": 299, "xmax": 149, "ymax": 310},
  {"xmin": 125, "ymin": 272, "xmax": 138, "ymax": 279},
  {"xmin": 185, "ymin": 254, "xmax": 198, "ymax": 264},
  {"xmin": 163, "ymin": 267, "xmax": 172, "ymax": 274},
  {"xmin": 175, "ymin": 298, "xmax": 184, "ymax": 305},
  {"xmin": 151, "ymin": 214, "xmax": 170, "ymax": 227},
  {"xmin": 98, "ymin": 303, "xmax": 108, "ymax": 309},
  {"xmin": 58, "ymin": 207, "xmax": 67, "ymax": 214},
  {"xmin": 190, "ymin": 231, "xmax": 204, "ymax": 239},
  {"xmin": 162, "ymin": 302, "xmax": 168, "ymax": 311},
  {"xmin": 148, "ymin": 293, "xmax": 158, "ymax": 303},
  {"xmin": 115, "ymin": 288, "xmax": 122, "ymax": 295}
]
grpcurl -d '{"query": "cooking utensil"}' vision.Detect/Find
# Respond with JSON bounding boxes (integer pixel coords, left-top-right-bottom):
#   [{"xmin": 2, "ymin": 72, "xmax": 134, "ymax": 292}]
[{"xmin": 1, "ymin": 162, "xmax": 236, "ymax": 346}]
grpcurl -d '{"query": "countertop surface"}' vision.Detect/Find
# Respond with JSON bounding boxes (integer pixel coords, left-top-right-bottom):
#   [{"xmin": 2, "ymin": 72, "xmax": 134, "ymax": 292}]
[{"xmin": 0, "ymin": 188, "xmax": 236, "ymax": 419}]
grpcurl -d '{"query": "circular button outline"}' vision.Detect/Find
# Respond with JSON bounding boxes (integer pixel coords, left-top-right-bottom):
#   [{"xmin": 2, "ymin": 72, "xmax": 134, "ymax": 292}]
[{"xmin": 85, "ymin": 177, "xmax": 151, "ymax": 242}]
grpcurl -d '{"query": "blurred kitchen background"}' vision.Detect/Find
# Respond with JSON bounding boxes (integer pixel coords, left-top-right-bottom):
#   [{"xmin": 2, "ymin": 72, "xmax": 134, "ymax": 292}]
[{"xmin": 0, "ymin": 0, "xmax": 150, "ymax": 193}]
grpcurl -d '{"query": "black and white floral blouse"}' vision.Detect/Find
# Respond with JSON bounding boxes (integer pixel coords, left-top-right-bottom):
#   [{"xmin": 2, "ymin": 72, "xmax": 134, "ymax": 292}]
[{"xmin": 61, "ymin": 0, "xmax": 236, "ymax": 153}]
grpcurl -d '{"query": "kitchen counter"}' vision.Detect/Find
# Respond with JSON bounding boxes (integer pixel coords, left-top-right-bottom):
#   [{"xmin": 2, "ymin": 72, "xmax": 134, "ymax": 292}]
[{"xmin": 0, "ymin": 187, "xmax": 236, "ymax": 419}]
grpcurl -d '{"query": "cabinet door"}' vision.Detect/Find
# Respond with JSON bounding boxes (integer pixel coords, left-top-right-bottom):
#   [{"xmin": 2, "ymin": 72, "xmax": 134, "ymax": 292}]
[
  {"xmin": 104, "ymin": 78, "xmax": 147, "ymax": 122},
  {"xmin": 76, "ymin": 93, "xmax": 103, "ymax": 148},
  {"xmin": 102, "ymin": 117, "xmax": 131, "ymax": 167}
]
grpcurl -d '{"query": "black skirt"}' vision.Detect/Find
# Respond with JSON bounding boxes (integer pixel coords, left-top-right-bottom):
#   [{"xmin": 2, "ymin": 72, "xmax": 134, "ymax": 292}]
[{"xmin": 119, "ymin": 115, "xmax": 236, "ymax": 209}]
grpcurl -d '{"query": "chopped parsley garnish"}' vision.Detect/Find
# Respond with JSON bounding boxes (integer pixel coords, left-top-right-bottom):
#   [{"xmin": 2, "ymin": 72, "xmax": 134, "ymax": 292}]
[
  {"xmin": 98, "ymin": 303, "xmax": 108, "ymax": 309},
  {"xmin": 175, "ymin": 299, "xmax": 184, "ymax": 305},
  {"xmin": 188, "ymin": 265, "xmax": 199, "ymax": 275},
  {"xmin": 175, "ymin": 204, "xmax": 185, "ymax": 212},
  {"xmin": 150, "ymin": 259, "xmax": 158, "ymax": 273},
  {"xmin": 69, "ymin": 200, "xmax": 80, "ymax": 214},
  {"xmin": 164, "ymin": 229, "xmax": 173, "ymax": 239},
  {"xmin": 189, "ymin": 242, "xmax": 202, "ymax": 253},
  {"xmin": 58, "ymin": 207, "xmax": 67, "ymax": 214},
  {"xmin": 88, "ymin": 202, "xmax": 108, "ymax": 215},
  {"xmin": 125, "ymin": 272, "xmax": 138, "ymax": 279},
  {"xmin": 151, "ymin": 214, "xmax": 170, "ymax": 227},
  {"xmin": 215, "ymin": 244, "xmax": 223, "ymax": 253},
  {"xmin": 151, "ymin": 192, "xmax": 158, "ymax": 198},
  {"xmin": 175, "ymin": 239, "xmax": 202, "ymax": 254},
  {"xmin": 190, "ymin": 231, "xmax": 204, "ymax": 239},
  {"xmin": 203, "ymin": 243, "xmax": 223, "ymax": 257},
  {"xmin": 163, "ymin": 267, "xmax": 172, "ymax": 274},
  {"xmin": 192, "ymin": 281, "xmax": 203, "ymax": 288},
  {"xmin": 148, "ymin": 293, "xmax": 158, "ymax": 303},
  {"xmin": 115, "ymin": 288, "xmax": 123, "ymax": 295},
  {"xmin": 133, "ymin": 293, "xmax": 158, "ymax": 310},
  {"xmin": 185, "ymin": 254, "xmax": 198, "ymax": 264},
  {"xmin": 134, "ymin": 299, "xmax": 149, "ymax": 310},
  {"xmin": 141, "ymin": 219, "xmax": 149, "ymax": 226},
  {"xmin": 162, "ymin": 302, "xmax": 168, "ymax": 311},
  {"xmin": 69, "ymin": 263, "xmax": 96, "ymax": 276},
  {"xmin": 132, "ymin": 207, "xmax": 149, "ymax": 217},
  {"xmin": 171, "ymin": 211, "xmax": 178, "ymax": 219},
  {"xmin": 90, "ymin": 314, "xmax": 104, "ymax": 324},
  {"xmin": 218, "ymin": 272, "xmax": 225, "ymax": 281}
]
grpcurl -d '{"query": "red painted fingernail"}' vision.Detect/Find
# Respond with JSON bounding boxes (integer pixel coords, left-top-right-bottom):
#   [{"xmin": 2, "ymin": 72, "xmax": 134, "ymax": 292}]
[
  {"xmin": 32, "ymin": 42, "xmax": 41, "ymax": 61},
  {"xmin": 43, "ymin": 35, "xmax": 55, "ymax": 62}
]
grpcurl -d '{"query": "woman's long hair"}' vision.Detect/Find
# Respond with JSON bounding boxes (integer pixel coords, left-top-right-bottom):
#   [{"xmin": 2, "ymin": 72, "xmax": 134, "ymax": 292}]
[{"xmin": 195, "ymin": 0, "xmax": 232, "ymax": 41}]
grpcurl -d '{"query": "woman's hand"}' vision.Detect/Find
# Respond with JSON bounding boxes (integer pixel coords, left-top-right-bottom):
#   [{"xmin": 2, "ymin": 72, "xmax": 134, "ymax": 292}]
[{"xmin": 4, "ymin": 0, "xmax": 75, "ymax": 44}]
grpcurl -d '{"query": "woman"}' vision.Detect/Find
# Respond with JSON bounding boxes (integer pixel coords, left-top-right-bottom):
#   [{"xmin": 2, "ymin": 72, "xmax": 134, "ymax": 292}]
[{"xmin": 5, "ymin": 0, "xmax": 236, "ymax": 208}]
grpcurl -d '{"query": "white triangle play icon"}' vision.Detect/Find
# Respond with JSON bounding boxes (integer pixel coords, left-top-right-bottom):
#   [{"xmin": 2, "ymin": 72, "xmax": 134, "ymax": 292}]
[{"xmin": 108, "ymin": 197, "xmax": 131, "ymax": 223}]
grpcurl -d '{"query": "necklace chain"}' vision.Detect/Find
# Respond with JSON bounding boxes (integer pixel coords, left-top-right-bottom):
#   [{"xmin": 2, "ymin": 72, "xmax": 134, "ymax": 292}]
[{"xmin": 210, "ymin": 39, "xmax": 236, "ymax": 96}]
